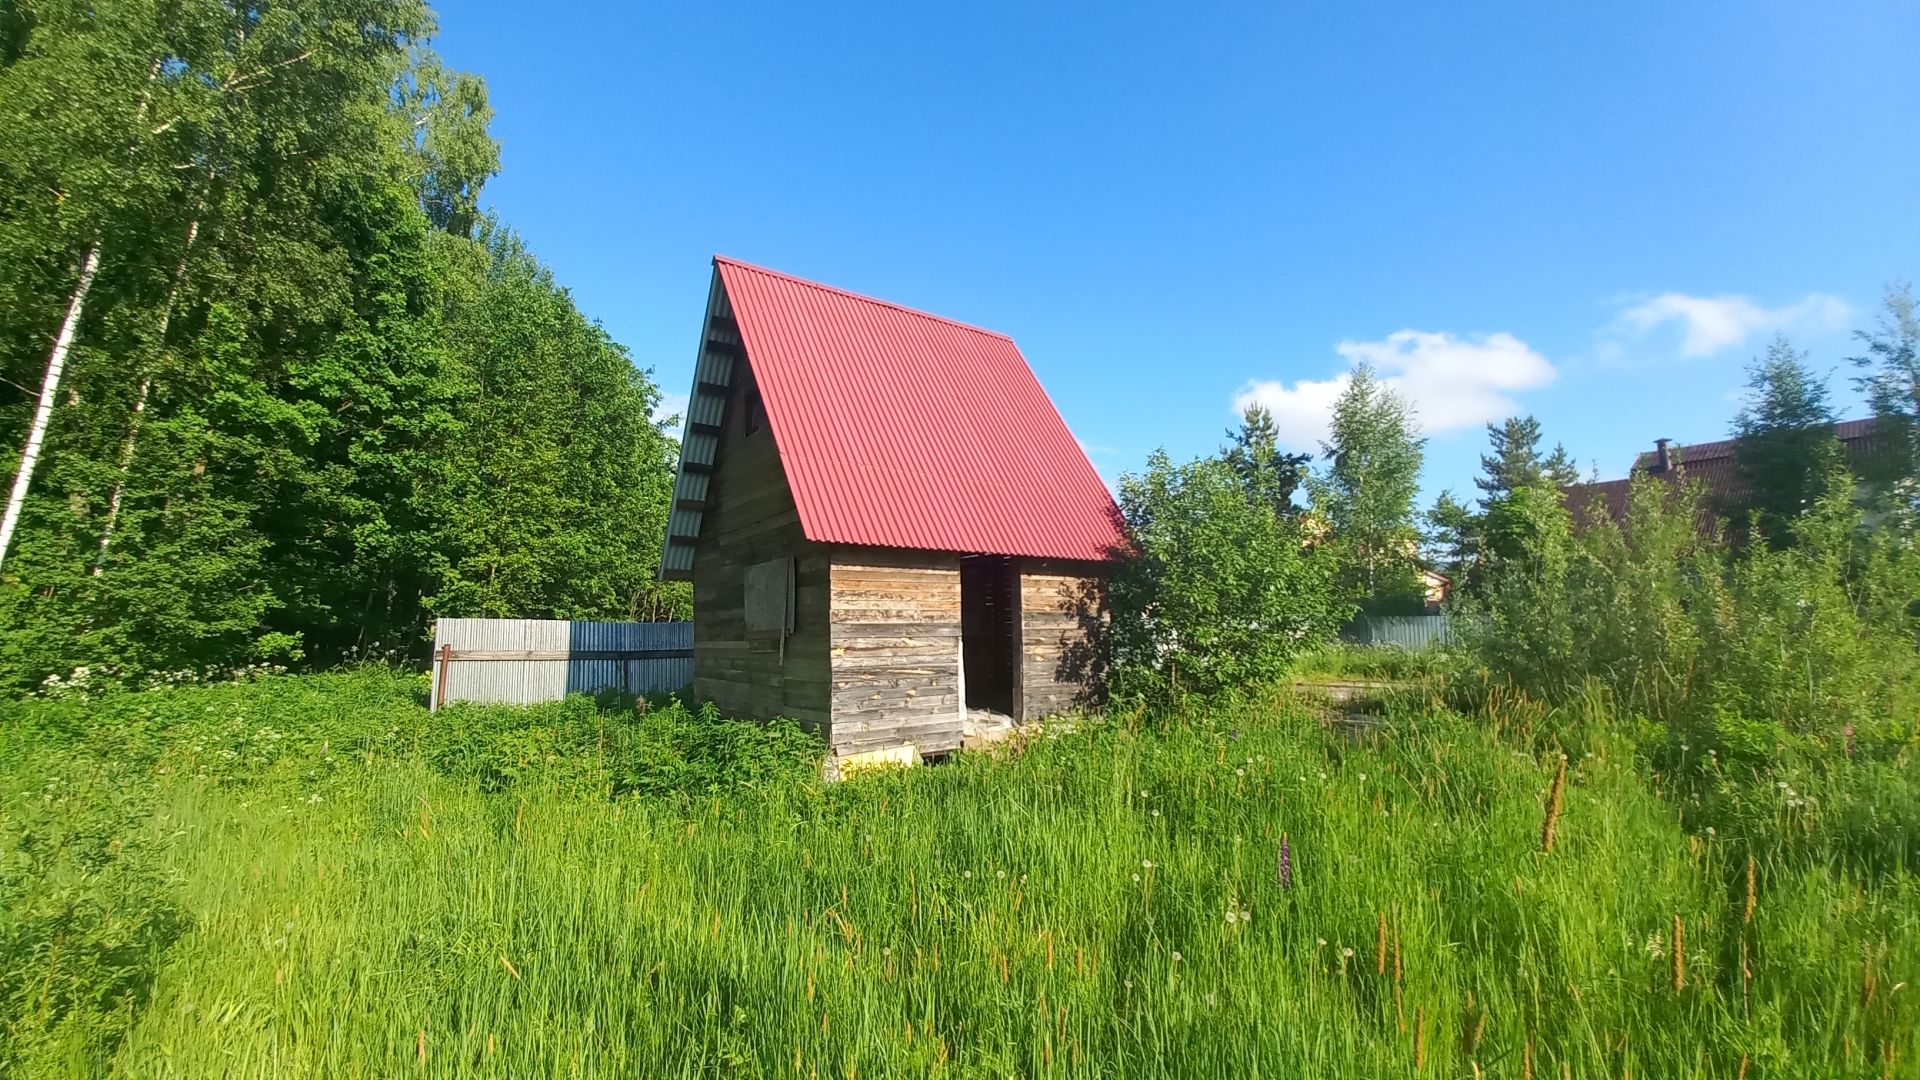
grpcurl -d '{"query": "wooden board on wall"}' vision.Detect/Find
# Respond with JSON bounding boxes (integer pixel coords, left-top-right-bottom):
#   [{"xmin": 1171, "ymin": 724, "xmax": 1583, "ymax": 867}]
[
  {"xmin": 828, "ymin": 548, "xmax": 964, "ymax": 756},
  {"xmin": 1018, "ymin": 559, "xmax": 1110, "ymax": 720},
  {"xmin": 691, "ymin": 361, "xmax": 830, "ymax": 730}
]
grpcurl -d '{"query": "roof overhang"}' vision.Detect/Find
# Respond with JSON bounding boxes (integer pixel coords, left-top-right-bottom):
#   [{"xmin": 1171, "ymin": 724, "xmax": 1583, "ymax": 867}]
[{"xmin": 658, "ymin": 266, "xmax": 741, "ymax": 580}]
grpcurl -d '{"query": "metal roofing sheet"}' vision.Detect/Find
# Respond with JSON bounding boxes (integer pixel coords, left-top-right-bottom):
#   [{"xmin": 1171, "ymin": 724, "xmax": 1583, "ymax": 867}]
[{"xmin": 713, "ymin": 257, "xmax": 1123, "ymax": 562}]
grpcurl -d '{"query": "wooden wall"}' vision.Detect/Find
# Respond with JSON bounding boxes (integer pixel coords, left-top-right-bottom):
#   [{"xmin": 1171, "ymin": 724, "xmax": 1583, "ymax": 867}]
[
  {"xmin": 828, "ymin": 548, "xmax": 964, "ymax": 756},
  {"xmin": 691, "ymin": 365, "xmax": 830, "ymax": 730},
  {"xmin": 1017, "ymin": 560, "xmax": 1109, "ymax": 720}
]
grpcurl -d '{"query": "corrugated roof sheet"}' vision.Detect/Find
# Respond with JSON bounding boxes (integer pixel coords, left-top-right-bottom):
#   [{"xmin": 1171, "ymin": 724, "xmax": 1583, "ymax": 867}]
[
  {"xmin": 712, "ymin": 256, "xmax": 1123, "ymax": 562},
  {"xmin": 1562, "ymin": 418, "xmax": 1887, "ymax": 531}
]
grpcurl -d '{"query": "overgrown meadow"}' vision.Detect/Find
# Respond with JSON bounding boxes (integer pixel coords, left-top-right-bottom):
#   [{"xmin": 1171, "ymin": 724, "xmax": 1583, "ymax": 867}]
[{"xmin": 4, "ymin": 669, "xmax": 1914, "ymax": 1077}]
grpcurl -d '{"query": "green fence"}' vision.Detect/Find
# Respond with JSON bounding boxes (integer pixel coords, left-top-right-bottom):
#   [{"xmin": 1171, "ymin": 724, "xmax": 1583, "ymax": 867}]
[{"xmin": 1341, "ymin": 615, "xmax": 1458, "ymax": 650}]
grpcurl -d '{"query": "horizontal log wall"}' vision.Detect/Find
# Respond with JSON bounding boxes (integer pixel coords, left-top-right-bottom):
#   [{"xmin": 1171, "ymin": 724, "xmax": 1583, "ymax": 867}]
[
  {"xmin": 1018, "ymin": 560, "xmax": 1109, "ymax": 720},
  {"xmin": 828, "ymin": 548, "xmax": 964, "ymax": 756},
  {"xmin": 691, "ymin": 364, "xmax": 830, "ymax": 730}
]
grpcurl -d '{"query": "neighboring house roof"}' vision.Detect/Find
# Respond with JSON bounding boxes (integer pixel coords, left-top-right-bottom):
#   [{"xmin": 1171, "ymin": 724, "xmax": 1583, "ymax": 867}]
[
  {"xmin": 1561, "ymin": 418, "xmax": 1883, "ymax": 528},
  {"xmin": 663, "ymin": 257, "xmax": 1123, "ymax": 571}
]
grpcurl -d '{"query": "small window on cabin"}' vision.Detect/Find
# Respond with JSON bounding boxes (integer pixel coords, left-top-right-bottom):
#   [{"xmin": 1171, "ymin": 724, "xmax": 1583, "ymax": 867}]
[{"xmin": 743, "ymin": 388, "xmax": 767, "ymax": 436}]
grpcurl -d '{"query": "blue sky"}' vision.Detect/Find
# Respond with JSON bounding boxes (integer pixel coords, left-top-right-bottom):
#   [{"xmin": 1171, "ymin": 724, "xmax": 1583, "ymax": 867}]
[{"xmin": 433, "ymin": 1, "xmax": 1919, "ymax": 504}]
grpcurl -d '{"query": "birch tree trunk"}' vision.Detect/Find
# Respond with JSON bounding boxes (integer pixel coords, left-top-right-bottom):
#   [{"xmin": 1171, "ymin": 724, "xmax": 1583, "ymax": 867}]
[
  {"xmin": 0, "ymin": 245, "xmax": 102, "ymax": 573},
  {"xmin": 94, "ymin": 216, "xmax": 201, "ymax": 574},
  {"xmin": 1, "ymin": 58, "xmax": 167, "ymax": 573}
]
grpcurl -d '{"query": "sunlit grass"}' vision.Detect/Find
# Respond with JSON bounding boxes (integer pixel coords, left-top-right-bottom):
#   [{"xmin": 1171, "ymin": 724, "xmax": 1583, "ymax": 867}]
[{"xmin": 3, "ymin": 673, "xmax": 1915, "ymax": 1076}]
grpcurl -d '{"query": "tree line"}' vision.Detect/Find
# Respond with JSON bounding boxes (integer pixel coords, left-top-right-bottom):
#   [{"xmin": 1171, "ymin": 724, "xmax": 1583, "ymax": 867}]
[
  {"xmin": 0, "ymin": 1, "xmax": 685, "ymax": 691},
  {"xmin": 1111, "ymin": 293, "xmax": 1920, "ymax": 708}
]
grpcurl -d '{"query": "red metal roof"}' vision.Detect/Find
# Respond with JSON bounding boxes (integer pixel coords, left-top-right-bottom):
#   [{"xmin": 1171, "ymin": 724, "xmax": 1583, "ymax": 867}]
[{"xmin": 714, "ymin": 256, "xmax": 1123, "ymax": 561}]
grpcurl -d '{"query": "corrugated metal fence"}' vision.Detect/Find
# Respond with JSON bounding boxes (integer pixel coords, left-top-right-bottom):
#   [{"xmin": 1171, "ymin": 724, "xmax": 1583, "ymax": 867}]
[
  {"xmin": 1341, "ymin": 615, "xmax": 1460, "ymax": 650},
  {"xmin": 429, "ymin": 619, "xmax": 693, "ymax": 709}
]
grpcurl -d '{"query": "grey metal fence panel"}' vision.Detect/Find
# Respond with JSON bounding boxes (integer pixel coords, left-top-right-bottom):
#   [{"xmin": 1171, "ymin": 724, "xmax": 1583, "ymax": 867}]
[
  {"xmin": 1341, "ymin": 615, "xmax": 1457, "ymax": 650},
  {"xmin": 429, "ymin": 619, "xmax": 693, "ymax": 708}
]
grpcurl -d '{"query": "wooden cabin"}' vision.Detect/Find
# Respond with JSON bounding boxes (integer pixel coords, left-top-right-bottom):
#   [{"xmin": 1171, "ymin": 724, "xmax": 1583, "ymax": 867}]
[{"xmin": 660, "ymin": 257, "xmax": 1122, "ymax": 767}]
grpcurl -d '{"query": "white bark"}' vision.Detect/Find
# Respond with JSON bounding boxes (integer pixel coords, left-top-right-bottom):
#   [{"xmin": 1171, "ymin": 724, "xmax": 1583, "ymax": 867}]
[
  {"xmin": 94, "ymin": 216, "xmax": 200, "ymax": 573},
  {"xmin": 0, "ymin": 245, "xmax": 102, "ymax": 573},
  {"xmin": 1, "ymin": 58, "xmax": 167, "ymax": 574}
]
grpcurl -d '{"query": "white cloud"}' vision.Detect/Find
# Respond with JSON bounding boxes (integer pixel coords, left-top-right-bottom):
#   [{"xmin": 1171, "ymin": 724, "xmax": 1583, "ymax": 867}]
[
  {"xmin": 1613, "ymin": 292, "xmax": 1850, "ymax": 358},
  {"xmin": 1233, "ymin": 330, "xmax": 1556, "ymax": 450}
]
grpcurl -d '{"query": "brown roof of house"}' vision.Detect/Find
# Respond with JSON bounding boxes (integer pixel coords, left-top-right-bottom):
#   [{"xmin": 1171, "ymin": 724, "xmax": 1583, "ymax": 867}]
[{"xmin": 1562, "ymin": 418, "xmax": 1883, "ymax": 530}]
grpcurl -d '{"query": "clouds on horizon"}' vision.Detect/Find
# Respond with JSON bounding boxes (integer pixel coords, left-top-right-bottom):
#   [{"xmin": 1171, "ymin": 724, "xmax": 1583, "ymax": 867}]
[
  {"xmin": 1232, "ymin": 288, "xmax": 1853, "ymax": 452},
  {"xmin": 1233, "ymin": 330, "xmax": 1556, "ymax": 451},
  {"xmin": 1609, "ymin": 291, "xmax": 1851, "ymax": 359}
]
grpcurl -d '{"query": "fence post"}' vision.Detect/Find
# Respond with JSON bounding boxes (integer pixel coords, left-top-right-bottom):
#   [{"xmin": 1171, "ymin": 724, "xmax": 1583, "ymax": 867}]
[{"xmin": 434, "ymin": 642, "xmax": 451, "ymax": 711}]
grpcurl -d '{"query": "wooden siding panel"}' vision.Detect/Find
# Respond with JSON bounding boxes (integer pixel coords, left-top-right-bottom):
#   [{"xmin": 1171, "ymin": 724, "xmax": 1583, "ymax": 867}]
[
  {"xmin": 828, "ymin": 549, "xmax": 964, "ymax": 755},
  {"xmin": 1017, "ymin": 560, "xmax": 1109, "ymax": 720},
  {"xmin": 691, "ymin": 364, "xmax": 831, "ymax": 732}
]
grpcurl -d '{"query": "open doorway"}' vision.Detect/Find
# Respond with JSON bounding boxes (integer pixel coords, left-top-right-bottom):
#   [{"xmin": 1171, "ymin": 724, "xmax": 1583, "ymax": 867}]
[{"xmin": 960, "ymin": 555, "xmax": 1019, "ymax": 722}]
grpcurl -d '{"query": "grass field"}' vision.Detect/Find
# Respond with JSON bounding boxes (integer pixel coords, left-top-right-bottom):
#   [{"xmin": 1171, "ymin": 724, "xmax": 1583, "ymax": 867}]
[{"xmin": 2, "ymin": 670, "xmax": 1915, "ymax": 1077}]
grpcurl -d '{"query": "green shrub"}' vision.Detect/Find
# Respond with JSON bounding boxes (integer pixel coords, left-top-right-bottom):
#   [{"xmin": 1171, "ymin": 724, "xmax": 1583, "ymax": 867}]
[{"xmin": 1110, "ymin": 452, "xmax": 1347, "ymax": 705}]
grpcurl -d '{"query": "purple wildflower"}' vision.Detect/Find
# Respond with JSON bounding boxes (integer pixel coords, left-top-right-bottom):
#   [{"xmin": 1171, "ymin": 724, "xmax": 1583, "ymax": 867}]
[{"xmin": 1277, "ymin": 833, "xmax": 1293, "ymax": 890}]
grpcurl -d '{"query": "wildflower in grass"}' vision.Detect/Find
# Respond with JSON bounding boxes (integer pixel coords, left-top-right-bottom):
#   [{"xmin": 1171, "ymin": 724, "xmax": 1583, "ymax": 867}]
[
  {"xmin": 1226, "ymin": 911, "xmax": 1238, "ymax": 924},
  {"xmin": 996, "ymin": 870, "xmax": 1006, "ymax": 879},
  {"xmin": 1171, "ymin": 951, "xmax": 1182, "ymax": 962},
  {"xmin": 1142, "ymin": 859, "xmax": 1154, "ymax": 869},
  {"xmin": 1235, "ymin": 768, "xmax": 1244, "ymax": 777},
  {"xmin": 1277, "ymin": 834, "xmax": 1293, "ymax": 889}
]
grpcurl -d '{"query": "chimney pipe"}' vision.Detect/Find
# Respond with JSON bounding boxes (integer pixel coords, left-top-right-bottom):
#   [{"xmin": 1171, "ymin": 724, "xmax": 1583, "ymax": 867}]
[{"xmin": 1653, "ymin": 438, "xmax": 1672, "ymax": 473}]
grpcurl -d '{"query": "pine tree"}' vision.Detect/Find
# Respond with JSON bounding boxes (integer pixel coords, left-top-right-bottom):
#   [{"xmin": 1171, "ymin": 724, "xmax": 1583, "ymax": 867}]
[
  {"xmin": 1474, "ymin": 415, "xmax": 1576, "ymax": 506},
  {"xmin": 1849, "ymin": 283, "xmax": 1920, "ymax": 500},
  {"xmin": 1732, "ymin": 336, "xmax": 1840, "ymax": 546},
  {"xmin": 1423, "ymin": 490, "xmax": 1477, "ymax": 583},
  {"xmin": 1222, "ymin": 404, "xmax": 1310, "ymax": 520}
]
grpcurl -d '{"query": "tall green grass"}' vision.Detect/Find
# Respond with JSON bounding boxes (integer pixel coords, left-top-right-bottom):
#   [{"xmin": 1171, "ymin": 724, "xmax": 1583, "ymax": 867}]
[{"xmin": 3, "ymin": 671, "xmax": 1915, "ymax": 1076}]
